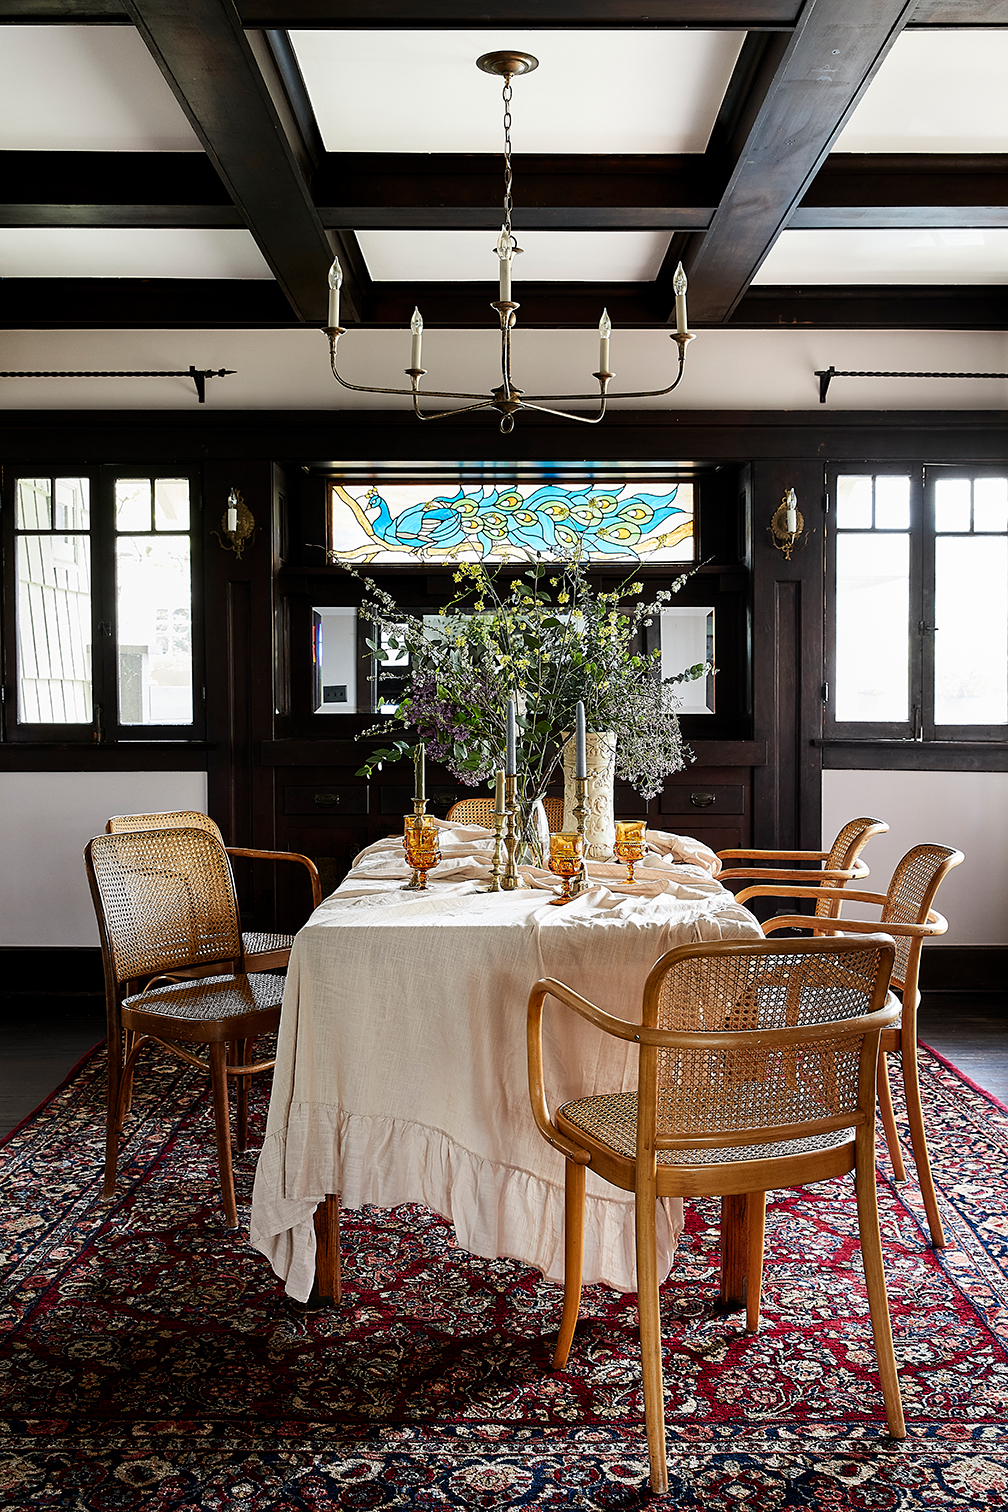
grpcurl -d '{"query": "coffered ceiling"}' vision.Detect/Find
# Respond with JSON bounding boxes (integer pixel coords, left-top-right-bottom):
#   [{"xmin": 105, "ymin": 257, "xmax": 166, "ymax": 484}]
[{"xmin": 1, "ymin": 0, "xmax": 1007, "ymax": 333}]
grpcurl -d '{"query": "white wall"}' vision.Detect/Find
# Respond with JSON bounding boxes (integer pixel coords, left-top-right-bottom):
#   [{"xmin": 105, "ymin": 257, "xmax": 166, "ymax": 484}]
[
  {"xmin": 0, "ymin": 770, "xmax": 207, "ymax": 947},
  {"xmin": 822, "ymin": 769, "xmax": 1008, "ymax": 946}
]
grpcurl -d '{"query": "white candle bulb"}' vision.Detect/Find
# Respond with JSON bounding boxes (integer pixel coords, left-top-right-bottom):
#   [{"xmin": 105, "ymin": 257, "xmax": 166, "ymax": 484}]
[
  {"xmin": 784, "ymin": 488, "xmax": 798, "ymax": 537},
  {"xmin": 496, "ymin": 226, "xmax": 512, "ymax": 302},
  {"xmin": 598, "ymin": 308, "xmax": 611, "ymax": 374},
  {"xmin": 410, "ymin": 306, "xmax": 423, "ymax": 371},
  {"xmin": 673, "ymin": 261, "xmax": 688, "ymax": 336},
  {"xmin": 227, "ymin": 489, "xmax": 238, "ymax": 534},
  {"xmin": 327, "ymin": 256, "xmax": 343, "ymax": 328},
  {"xmin": 575, "ymin": 701, "xmax": 587, "ymax": 780}
]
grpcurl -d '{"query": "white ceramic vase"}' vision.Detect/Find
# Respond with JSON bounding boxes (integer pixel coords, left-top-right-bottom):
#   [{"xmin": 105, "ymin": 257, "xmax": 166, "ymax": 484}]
[{"xmin": 562, "ymin": 731, "xmax": 617, "ymax": 861}]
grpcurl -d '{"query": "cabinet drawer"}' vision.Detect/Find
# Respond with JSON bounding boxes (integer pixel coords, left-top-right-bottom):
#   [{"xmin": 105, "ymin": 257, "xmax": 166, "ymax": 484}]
[
  {"xmin": 284, "ymin": 785, "xmax": 368, "ymax": 816},
  {"xmin": 660, "ymin": 783, "xmax": 745, "ymax": 816}
]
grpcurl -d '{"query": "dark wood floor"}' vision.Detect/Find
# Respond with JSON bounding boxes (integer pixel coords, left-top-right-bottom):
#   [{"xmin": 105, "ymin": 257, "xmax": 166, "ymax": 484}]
[{"xmin": 1, "ymin": 996, "xmax": 1005, "ymax": 1141}]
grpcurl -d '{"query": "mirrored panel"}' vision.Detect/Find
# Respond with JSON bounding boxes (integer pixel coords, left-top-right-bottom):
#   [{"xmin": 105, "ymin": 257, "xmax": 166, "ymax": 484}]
[
  {"xmin": 660, "ymin": 606, "xmax": 715, "ymax": 714},
  {"xmin": 312, "ymin": 606, "xmax": 359, "ymax": 714}
]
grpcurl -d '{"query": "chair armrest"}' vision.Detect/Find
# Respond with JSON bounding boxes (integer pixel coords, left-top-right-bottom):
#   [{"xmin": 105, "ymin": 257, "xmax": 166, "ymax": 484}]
[
  {"xmin": 717, "ymin": 847, "xmax": 830, "ymax": 862},
  {"xmin": 721, "ymin": 864, "xmax": 858, "ymax": 885},
  {"xmin": 225, "ymin": 847, "xmax": 322, "ymax": 907},
  {"xmin": 734, "ymin": 882, "xmax": 889, "ymax": 908},
  {"xmin": 762, "ymin": 912, "xmax": 947, "ymax": 938}
]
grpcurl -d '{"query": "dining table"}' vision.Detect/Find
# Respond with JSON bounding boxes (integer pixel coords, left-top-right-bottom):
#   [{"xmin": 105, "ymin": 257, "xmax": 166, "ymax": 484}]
[{"xmin": 249, "ymin": 818, "xmax": 764, "ymax": 1306}]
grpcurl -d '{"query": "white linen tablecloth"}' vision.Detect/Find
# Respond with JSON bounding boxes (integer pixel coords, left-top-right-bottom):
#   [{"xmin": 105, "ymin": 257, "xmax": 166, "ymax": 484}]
[{"xmin": 249, "ymin": 821, "xmax": 762, "ymax": 1302}]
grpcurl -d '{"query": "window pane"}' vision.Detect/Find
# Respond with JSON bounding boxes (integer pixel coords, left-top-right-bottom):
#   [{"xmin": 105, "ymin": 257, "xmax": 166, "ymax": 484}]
[
  {"xmin": 54, "ymin": 477, "xmax": 90, "ymax": 531},
  {"xmin": 934, "ymin": 536, "xmax": 1007, "ymax": 725},
  {"xmin": 16, "ymin": 535, "xmax": 92, "ymax": 723},
  {"xmin": 16, "ymin": 478, "xmax": 51, "ymax": 530},
  {"xmin": 974, "ymin": 477, "xmax": 1008, "ymax": 533},
  {"xmin": 836, "ymin": 533, "xmax": 909, "ymax": 721},
  {"xmin": 935, "ymin": 477, "xmax": 971, "ymax": 533},
  {"xmin": 154, "ymin": 478, "xmax": 190, "ymax": 531},
  {"xmin": 116, "ymin": 536, "xmax": 193, "ymax": 725},
  {"xmin": 116, "ymin": 479, "xmax": 152, "ymax": 531},
  {"xmin": 836, "ymin": 476, "xmax": 873, "ymax": 530},
  {"xmin": 874, "ymin": 475, "xmax": 910, "ymax": 530}
]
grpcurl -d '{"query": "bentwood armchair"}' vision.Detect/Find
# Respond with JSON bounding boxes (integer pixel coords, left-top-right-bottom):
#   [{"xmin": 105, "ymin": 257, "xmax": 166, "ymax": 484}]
[
  {"xmin": 528, "ymin": 935, "xmax": 903, "ymax": 1494},
  {"xmin": 741, "ymin": 844, "xmax": 964, "ymax": 1249},
  {"xmin": 446, "ymin": 796, "xmax": 564, "ymax": 832},
  {"xmin": 718, "ymin": 817, "xmax": 889, "ymax": 917},
  {"xmin": 106, "ymin": 810, "xmax": 321, "ymax": 972},
  {"xmin": 85, "ymin": 827, "xmax": 286, "ymax": 1228}
]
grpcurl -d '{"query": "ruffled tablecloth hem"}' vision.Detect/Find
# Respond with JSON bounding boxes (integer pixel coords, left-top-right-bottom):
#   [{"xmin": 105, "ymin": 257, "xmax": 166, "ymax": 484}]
[{"xmin": 249, "ymin": 1106, "xmax": 683, "ymax": 1304}]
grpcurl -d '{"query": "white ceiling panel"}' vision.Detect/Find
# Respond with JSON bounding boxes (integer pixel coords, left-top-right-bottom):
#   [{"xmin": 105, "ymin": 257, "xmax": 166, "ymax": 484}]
[
  {"xmin": 356, "ymin": 229, "xmax": 672, "ymax": 283},
  {"xmin": 835, "ymin": 31, "xmax": 1008, "ymax": 153},
  {"xmin": 754, "ymin": 228, "xmax": 1008, "ymax": 286},
  {"xmin": 290, "ymin": 29, "xmax": 744, "ymax": 155},
  {"xmin": 0, "ymin": 228, "xmax": 273, "ymax": 279},
  {"xmin": 0, "ymin": 26, "xmax": 202, "ymax": 151}
]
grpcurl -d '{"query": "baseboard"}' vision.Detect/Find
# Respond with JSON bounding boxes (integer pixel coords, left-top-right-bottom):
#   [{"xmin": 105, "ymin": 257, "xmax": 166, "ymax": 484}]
[
  {"xmin": 0, "ymin": 947, "xmax": 105, "ymax": 1020},
  {"xmin": 919, "ymin": 945, "xmax": 1007, "ymax": 999}
]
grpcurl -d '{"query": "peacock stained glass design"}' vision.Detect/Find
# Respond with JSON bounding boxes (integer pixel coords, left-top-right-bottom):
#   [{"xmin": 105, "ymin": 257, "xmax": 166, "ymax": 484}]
[{"xmin": 328, "ymin": 481, "xmax": 693, "ymax": 564}]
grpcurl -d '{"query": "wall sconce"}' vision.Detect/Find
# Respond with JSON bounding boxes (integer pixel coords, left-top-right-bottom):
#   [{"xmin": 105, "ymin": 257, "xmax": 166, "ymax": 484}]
[
  {"xmin": 770, "ymin": 487, "xmax": 804, "ymax": 561},
  {"xmin": 212, "ymin": 487, "xmax": 256, "ymax": 560}
]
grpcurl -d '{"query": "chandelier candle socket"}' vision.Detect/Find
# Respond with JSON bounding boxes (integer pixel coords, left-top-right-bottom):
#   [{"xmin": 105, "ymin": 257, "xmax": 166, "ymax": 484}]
[{"xmin": 322, "ymin": 51, "xmax": 695, "ymax": 433}]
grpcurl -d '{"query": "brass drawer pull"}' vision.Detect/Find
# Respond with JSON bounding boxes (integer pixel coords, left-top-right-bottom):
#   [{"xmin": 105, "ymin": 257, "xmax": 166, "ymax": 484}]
[
  {"xmin": 314, "ymin": 793, "xmax": 340, "ymax": 809},
  {"xmin": 690, "ymin": 791, "xmax": 715, "ymax": 809}
]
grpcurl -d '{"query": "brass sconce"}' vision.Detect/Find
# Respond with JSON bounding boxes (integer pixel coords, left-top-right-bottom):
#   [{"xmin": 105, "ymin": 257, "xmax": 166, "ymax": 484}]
[
  {"xmin": 212, "ymin": 487, "xmax": 255, "ymax": 560},
  {"xmin": 770, "ymin": 487, "xmax": 804, "ymax": 561}
]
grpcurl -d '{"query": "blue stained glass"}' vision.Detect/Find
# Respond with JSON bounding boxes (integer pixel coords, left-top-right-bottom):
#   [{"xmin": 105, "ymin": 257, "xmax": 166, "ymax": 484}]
[{"xmin": 328, "ymin": 481, "xmax": 693, "ymax": 564}]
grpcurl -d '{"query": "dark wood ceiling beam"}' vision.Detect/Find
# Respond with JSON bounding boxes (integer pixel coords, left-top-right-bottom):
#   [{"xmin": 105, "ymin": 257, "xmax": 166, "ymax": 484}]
[
  {"xmin": 122, "ymin": 0, "xmax": 360, "ymax": 324},
  {"xmin": 795, "ymin": 153, "xmax": 1008, "ymax": 228},
  {"xmin": 730, "ymin": 284, "xmax": 1008, "ymax": 328},
  {"xmin": 235, "ymin": 2, "xmax": 800, "ymax": 27},
  {"xmin": 364, "ymin": 283, "xmax": 667, "ymax": 329},
  {"xmin": 0, "ymin": 278, "xmax": 295, "ymax": 327},
  {"xmin": 908, "ymin": 1, "xmax": 1008, "ymax": 22},
  {"xmin": 676, "ymin": 0, "xmax": 919, "ymax": 325},
  {"xmin": 315, "ymin": 153, "xmax": 720, "ymax": 232},
  {"xmin": 0, "ymin": 150, "xmax": 242, "ymax": 228}
]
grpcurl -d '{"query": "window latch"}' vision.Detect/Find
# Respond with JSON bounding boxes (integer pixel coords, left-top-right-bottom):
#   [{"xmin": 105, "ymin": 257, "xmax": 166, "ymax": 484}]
[
  {"xmin": 99, "ymin": 620, "xmax": 113, "ymax": 638},
  {"xmin": 917, "ymin": 620, "xmax": 938, "ymax": 636}
]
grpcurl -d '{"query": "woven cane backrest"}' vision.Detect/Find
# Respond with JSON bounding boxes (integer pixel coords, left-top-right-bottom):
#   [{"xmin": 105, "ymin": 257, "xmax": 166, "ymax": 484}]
[
  {"xmin": 87, "ymin": 828, "xmax": 243, "ymax": 990},
  {"xmin": 106, "ymin": 810, "xmax": 224, "ymax": 843},
  {"xmin": 447, "ymin": 796, "xmax": 564, "ymax": 832},
  {"xmin": 881, "ymin": 844, "xmax": 962, "ymax": 992},
  {"xmin": 816, "ymin": 817, "xmax": 888, "ymax": 919},
  {"xmin": 643, "ymin": 938, "xmax": 894, "ymax": 1151}
]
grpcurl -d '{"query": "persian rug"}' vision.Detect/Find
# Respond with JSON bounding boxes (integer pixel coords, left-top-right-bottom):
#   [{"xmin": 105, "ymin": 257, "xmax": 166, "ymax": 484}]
[{"xmin": 1, "ymin": 1040, "xmax": 1006, "ymax": 1510}]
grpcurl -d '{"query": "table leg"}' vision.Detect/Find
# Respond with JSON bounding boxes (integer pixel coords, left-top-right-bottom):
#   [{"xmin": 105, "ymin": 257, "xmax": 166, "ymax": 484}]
[
  {"xmin": 719, "ymin": 1194, "xmax": 747, "ymax": 1310},
  {"xmin": 313, "ymin": 1193, "xmax": 342, "ymax": 1305}
]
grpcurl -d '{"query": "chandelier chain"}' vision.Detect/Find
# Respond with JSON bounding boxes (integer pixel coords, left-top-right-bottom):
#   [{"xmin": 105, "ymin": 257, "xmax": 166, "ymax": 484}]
[{"xmin": 502, "ymin": 76, "xmax": 513, "ymax": 247}]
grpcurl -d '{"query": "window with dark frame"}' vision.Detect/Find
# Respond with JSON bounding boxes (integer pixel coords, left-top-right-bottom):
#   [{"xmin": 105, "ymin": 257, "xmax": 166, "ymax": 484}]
[
  {"xmin": 2, "ymin": 466, "xmax": 203, "ymax": 744},
  {"xmin": 825, "ymin": 465, "xmax": 1008, "ymax": 746}
]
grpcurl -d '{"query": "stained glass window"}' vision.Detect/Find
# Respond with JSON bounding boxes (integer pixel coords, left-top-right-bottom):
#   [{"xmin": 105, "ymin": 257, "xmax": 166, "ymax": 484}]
[{"xmin": 328, "ymin": 481, "xmax": 694, "ymax": 565}]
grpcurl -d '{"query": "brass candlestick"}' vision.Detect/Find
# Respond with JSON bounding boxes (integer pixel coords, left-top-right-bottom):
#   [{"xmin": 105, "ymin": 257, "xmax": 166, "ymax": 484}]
[
  {"xmin": 501, "ymin": 774, "xmax": 527, "ymax": 890},
  {"xmin": 478, "ymin": 807, "xmax": 506, "ymax": 892},
  {"xmin": 569, "ymin": 774, "xmax": 590, "ymax": 896},
  {"xmin": 405, "ymin": 795, "xmax": 428, "ymax": 889}
]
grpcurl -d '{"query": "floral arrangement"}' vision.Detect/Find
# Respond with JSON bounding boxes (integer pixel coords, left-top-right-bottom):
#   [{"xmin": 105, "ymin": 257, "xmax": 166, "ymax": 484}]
[{"xmin": 348, "ymin": 554, "xmax": 707, "ymax": 808}]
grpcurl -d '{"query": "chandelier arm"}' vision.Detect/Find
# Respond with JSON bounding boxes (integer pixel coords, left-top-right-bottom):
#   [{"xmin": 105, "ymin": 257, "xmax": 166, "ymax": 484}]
[
  {"xmin": 412, "ymin": 398, "xmax": 500, "ymax": 422},
  {"xmin": 521, "ymin": 400, "xmax": 608, "ymax": 425},
  {"xmin": 331, "ymin": 361, "xmax": 488, "ymax": 403},
  {"xmin": 526, "ymin": 346, "xmax": 688, "ymax": 404}
]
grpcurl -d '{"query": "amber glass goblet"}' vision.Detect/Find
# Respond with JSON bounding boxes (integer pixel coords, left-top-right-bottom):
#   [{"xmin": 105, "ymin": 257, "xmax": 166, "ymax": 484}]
[
  {"xmin": 403, "ymin": 814, "xmax": 441, "ymax": 890},
  {"xmin": 614, "ymin": 820, "xmax": 647, "ymax": 883},
  {"xmin": 548, "ymin": 831, "xmax": 583, "ymax": 905}
]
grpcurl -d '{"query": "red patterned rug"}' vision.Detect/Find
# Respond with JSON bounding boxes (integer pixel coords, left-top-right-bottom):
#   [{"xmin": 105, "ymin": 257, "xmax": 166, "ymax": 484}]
[{"xmin": 1, "ymin": 1039, "xmax": 1006, "ymax": 1508}]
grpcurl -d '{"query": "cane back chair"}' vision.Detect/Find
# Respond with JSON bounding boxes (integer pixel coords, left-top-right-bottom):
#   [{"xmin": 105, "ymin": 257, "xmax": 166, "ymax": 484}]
[
  {"xmin": 741, "ymin": 844, "xmax": 964, "ymax": 1249},
  {"xmin": 85, "ymin": 827, "xmax": 286, "ymax": 1228},
  {"xmin": 718, "ymin": 817, "xmax": 888, "ymax": 920},
  {"xmin": 527, "ymin": 935, "xmax": 902, "ymax": 1495},
  {"xmin": 447, "ymin": 795, "xmax": 564, "ymax": 832},
  {"xmin": 106, "ymin": 810, "xmax": 321, "ymax": 972}
]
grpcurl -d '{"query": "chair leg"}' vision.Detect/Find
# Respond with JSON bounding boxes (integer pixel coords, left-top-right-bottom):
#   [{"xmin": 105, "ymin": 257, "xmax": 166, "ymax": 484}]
[
  {"xmin": 636, "ymin": 1178, "xmax": 668, "ymax": 1495},
  {"xmin": 901, "ymin": 1040, "xmax": 947, "ymax": 1249},
  {"xmin": 104, "ymin": 1033, "xmax": 123, "ymax": 1200},
  {"xmin": 120, "ymin": 1029, "xmax": 137, "ymax": 1124},
  {"xmin": 854, "ymin": 1130, "xmax": 906, "ymax": 1439},
  {"xmin": 745, "ymin": 1192, "xmax": 766, "ymax": 1334},
  {"xmin": 235, "ymin": 1037, "xmax": 251, "ymax": 1153},
  {"xmin": 553, "ymin": 1160, "xmax": 586, "ymax": 1369},
  {"xmin": 209, "ymin": 1041, "xmax": 239, "ymax": 1230},
  {"xmin": 877, "ymin": 1054, "xmax": 907, "ymax": 1182}
]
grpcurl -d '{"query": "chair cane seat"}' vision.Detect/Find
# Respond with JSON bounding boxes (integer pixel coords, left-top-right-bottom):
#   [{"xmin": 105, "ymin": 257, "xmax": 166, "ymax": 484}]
[
  {"xmin": 243, "ymin": 930, "xmax": 294, "ymax": 960},
  {"xmin": 123, "ymin": 971, "xmax": 285, "ymax": 1024},
  {"xmin": 558, "ymin": 1093, "xmax": 856, "ymax": 1167}
]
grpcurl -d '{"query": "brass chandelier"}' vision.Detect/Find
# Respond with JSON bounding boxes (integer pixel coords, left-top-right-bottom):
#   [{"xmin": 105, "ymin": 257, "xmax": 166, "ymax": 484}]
[{"xmin": 324, "ymin": 51, "xmax": 695, "ymax": 434}]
